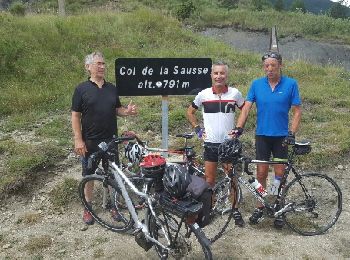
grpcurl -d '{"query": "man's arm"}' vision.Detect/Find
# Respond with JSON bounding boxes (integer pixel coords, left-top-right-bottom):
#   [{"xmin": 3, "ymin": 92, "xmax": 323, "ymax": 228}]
[
  {"xmin": 71, "ymin": 111, "xmax": 87, "ymax": 157},
  {"xmin": 186, "ymin": 105, "xmax": 198, "ymax": 128},
  {"xmin": 235, "ymin": 101, "xmax": 253, "ymax": 128},
  {"xmin": 289, "ymin": 105, "xmax": 302, "ymax": 134}
]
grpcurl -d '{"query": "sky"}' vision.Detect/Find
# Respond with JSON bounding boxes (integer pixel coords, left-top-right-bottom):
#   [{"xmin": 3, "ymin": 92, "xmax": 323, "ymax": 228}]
[{"xmin": 330, "ymin": 0, "xmax": 350, "ymax": 7}]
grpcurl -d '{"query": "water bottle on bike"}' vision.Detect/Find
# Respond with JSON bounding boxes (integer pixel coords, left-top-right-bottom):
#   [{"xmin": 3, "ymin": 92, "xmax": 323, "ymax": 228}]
[{"xmin": 249, "ymin": 177, "xmax": 268, "ymax": 197}]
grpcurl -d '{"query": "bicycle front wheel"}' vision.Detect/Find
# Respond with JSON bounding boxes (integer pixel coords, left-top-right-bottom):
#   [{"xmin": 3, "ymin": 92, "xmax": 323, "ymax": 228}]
[
  {"xmin": 79, "ymin": 174, "xmax": 134, "ymax": 232},
  {"xmin": 203, "ymin": 176, "xmax": 243, "ymax": 243},
  {"xmin": 281, "ymin": 173, "xmax": 342, "ymax": 236},
  {"xmin": 148, "ymin": 211, "xmax": 212, "ymax": 259}
]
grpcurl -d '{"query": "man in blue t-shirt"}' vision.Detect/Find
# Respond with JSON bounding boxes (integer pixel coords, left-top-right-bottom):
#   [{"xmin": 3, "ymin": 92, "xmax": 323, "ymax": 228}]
[{"xmin": 235, "ymin": 52, "xmax": 302, "ymax": 229}]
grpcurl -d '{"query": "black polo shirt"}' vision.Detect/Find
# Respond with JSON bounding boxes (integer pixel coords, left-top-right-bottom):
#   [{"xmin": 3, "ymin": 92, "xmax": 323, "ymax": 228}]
[{"xmin": 71, "ymin": 79, "xmax": 122, "ymax": 140}]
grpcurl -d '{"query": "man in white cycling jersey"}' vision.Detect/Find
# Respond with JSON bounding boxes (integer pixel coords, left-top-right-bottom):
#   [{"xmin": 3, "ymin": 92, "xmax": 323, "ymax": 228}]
[{"xmin": 186, "ymin": 61, "xmax": 245, "ymax": 227}]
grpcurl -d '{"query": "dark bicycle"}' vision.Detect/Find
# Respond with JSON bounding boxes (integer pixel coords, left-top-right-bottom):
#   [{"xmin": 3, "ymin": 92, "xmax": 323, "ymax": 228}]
[
  {"xmin": 226, "ymin": 138, "xmax": 342, "ymax": 236},
  {"xmin": 172, "ymin": 133, "xmax": 243, "ymax": 243}
]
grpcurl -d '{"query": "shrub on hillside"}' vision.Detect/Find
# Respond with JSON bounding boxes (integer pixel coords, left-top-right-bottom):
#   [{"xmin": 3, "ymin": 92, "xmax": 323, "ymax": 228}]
[
  {"xmin": 176, "ymin": 0, "xmax": 196, "ymax": 20},
  {"xmin": 9, "ymin": 2, "xmax": 26, "ymax": 16}
]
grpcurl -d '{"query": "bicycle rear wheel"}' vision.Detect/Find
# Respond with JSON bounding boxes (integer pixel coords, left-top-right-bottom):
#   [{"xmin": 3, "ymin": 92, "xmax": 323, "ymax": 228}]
[
  {"xmin": 281, "ymin": 173, "xmax": 342, "ymax": 236},
  {"xmin": 79, "ymin": 174, "xmax": 134, "ymax": 232}
]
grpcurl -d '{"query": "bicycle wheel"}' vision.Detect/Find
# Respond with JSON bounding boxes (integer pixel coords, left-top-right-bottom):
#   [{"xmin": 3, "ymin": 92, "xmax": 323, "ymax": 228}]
[
  {"xmin": 148, "ymin": 211, "xmax": 212, "ymax": 259},
  {"xmin": 202, "ymin": 176, "xmax": 238, "ymax": 243},
  {"xmin": 79, "ymin": 174, "xmax": 134, "ymax": 232},
  {"xmin": 281, "ymin": 173, "xmax": 342, "ymax": 236}
]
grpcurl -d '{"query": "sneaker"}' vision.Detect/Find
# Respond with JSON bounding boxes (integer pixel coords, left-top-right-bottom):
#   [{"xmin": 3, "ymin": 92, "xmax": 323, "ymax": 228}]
[
  {"xmin": 111, "ymin": 208, "xmax": 123, "ymax": 222},
  {"xmin": 249, "ymin": 208, "xmax": 264, "ymax": 225},
  {"xmin": 83, "ymin": 209, "xmax": 94, "ymax": 225},
  {"xmin": 274, "ymin": 215, "xmax": 285, "ymax": 229},
  {"xmin": 233, "ymin": 210, "xmax": 245, "ymax": 227}
]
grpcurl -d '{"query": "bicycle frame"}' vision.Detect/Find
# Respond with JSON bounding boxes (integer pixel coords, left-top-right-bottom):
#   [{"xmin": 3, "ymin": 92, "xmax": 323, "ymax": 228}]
[
  {"xmin": 107, "ymin": 160, "xmax": 172, "ymax": 251},
  {"xmin": 235, "ymin": 156, "xmax": 299, "ymax": 218}
]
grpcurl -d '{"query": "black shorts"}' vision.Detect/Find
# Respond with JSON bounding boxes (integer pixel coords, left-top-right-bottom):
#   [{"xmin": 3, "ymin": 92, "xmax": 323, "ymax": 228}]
[
  {"xmin": 81, "ymin": 138, "xmax": 114, "ymax": 176},
  {"xmin": 255, "ymin": 135, "xmax": 288, "ymax": 161},
  {"xmin": 203, "ymin": 142, "xmax": 220, "ymax": 162}
]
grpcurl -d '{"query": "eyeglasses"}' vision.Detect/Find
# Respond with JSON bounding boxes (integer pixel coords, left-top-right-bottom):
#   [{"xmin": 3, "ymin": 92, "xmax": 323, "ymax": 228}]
[
  {"xmin": 262, "ymin": 52, "xmax": 282, "ymax": 62},
  {"xmin": 92, "ymin": 62, "xmax": 106, "ymax": 67}
]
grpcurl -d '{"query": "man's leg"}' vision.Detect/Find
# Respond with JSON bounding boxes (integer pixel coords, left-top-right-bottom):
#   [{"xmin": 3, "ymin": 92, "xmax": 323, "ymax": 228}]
[
  {"xmin": 204, "ymin": 161, "xmax": 218, "ymax": 188},
  {"xmin": 250, "ymin": 136, "xmax": 270, "ymax": 225}
]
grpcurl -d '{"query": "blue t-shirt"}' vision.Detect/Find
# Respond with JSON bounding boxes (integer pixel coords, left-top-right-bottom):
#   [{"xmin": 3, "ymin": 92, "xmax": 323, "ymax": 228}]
[{"xmin": 246, "ymin": 76, "xmax": 301, "ymax": 137}]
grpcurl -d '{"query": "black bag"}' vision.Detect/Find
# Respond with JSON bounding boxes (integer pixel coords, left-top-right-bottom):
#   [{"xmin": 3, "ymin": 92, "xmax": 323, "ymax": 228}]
[{"xmin": 186, "ymin": 175, "xmax": 212, "ymax": 228}]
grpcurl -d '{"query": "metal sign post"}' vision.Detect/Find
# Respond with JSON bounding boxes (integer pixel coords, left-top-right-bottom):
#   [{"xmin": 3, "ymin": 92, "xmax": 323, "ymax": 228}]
[{"xmin": 161, "ymin": 95, "xmax": 168, "ymax": 156}]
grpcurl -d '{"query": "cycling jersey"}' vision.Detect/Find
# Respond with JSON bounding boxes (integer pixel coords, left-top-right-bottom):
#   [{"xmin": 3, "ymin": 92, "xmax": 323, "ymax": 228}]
[
  {"xmin": 192, "ymin": 86, "xmax": 245, "ymax": 143},
  {"xmin": 246, "ymin": 76, "xmax": 301, "ymax": 136}
]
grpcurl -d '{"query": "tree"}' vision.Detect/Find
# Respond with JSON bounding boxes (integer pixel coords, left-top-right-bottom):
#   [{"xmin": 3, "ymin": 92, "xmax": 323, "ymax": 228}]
[
  {"xmin": 329, "ymin": 1, "xmax": 348, "ymax": 19},
  {"xmin": 252, "ymin": 0, "xmax": 270, "ymax": 11},
  {"xmin": 274, "ymin": 0, "xmax": 284, "ymax": 11},
  {"xmin": 290, "ymin": 0, "xmax": 306, "ymax": 13}
]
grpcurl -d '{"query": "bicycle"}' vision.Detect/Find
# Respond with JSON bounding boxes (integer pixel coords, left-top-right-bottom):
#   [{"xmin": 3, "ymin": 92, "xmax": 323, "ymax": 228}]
[
  {"xmin": 172, "ymin": 133, "xmax": 243, "ymax": 243},
  {"xmin": 78, "ymin": 136, "xmax": 213, "ymax": 259},
  {"xmin": 120, "ymin": 132, "xmax": 243, "ymax": 242},
  {"xmin": 228, "ymin": 138, "xmax": 342, "ymax": 236}
]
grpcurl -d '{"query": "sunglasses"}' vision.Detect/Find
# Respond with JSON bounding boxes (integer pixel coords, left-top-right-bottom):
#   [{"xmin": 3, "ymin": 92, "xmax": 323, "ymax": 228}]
[{"xmin": 262, "ymin": 52, "xmax": 282, "ymax": 62}]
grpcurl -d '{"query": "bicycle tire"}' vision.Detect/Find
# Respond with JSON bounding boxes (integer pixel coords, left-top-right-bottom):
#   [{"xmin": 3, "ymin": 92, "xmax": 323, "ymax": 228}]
[
  {"xmin": 79, "ymin": 174, "xmax": 134, "ymax": 232},
  {"xmin": 202, "ymin": 176, "xmax": 237, "ymax": 243},
  {"xmin": 281, "ymin": 173, "xmax": 342, "ymax": 236},
  {"xmin": 148, "ymin": 211, "xmax": 212, "ymax": 259}
]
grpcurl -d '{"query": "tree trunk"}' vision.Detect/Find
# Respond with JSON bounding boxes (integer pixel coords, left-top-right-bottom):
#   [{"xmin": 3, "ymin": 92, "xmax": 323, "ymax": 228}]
[{"xmin": 58, "ymin": 0, "xmax": 65, "ymax": 16}]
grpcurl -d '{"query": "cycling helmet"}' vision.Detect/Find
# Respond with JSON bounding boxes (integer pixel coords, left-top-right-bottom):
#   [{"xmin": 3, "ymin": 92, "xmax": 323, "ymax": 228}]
[
  {"xmin": 140, "ymin": 154, "xmax": 166, "ymax": 178},
  {"xmin": 124, "ymin": 142, "xmax": 144, "ymax": 164},
  {"xmin": 218, "ymin": 138, "xmax": 242, "ymax": 163},
  {"xmin": 163, "ymin": 163, "xmax": 191, "ymax": 199}
]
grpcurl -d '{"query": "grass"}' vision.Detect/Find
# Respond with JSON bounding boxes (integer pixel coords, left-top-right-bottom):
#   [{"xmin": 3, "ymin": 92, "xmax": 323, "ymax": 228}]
[
  {"xmin": 24, "ymin": 235, "xmax": 52, "ymax": 253},
  {"xmin": 49, "ymin": 178, "xmax": 80, "ymax": 209},
  {"xmin": 16, "ymin": 212, "xmax": 42, "ymax": 225},
  {"xmin": 0, "ymin": 7, "xmax": 349, "ymax": 198}
]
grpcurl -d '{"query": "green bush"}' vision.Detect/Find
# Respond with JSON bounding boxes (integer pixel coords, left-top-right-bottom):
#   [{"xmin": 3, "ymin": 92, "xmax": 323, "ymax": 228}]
[
  {"xmin": 176, "ymin": 0, "xmax": 196, "ymax": 20},
  {"xmin": 9, "ymin": 2, "xmax": 26, "ymax": 16},
  {"xmin": 49, "ymin": 178, "xmax": 79, "ymax": 208}
]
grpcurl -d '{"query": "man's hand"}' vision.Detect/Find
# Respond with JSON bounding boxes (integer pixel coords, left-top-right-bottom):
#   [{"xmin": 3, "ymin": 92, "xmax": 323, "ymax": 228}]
[
  {"xmin": 284, "ymin": 131, "xmax": 295, "ymax": 145},
  {"xmin": 126, "ymin": 100, "xmax": 137, "ymax": 115},
  {"xmin": 74, "ymin": 138, "xmax": 87, "ymax": 157},
  {"xmin": 194, "ymin": 125, "xmax": 205, "ymax": 139},
  {"xmin": 230, "ymin": 127, "xmax": 244, "ymax": 137}
]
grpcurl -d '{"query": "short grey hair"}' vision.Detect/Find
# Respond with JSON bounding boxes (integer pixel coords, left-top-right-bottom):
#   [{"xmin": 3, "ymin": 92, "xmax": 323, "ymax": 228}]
[
  {"xmin": 85, "ymin": 51, "xmax": 104, "ymax": 65},
  {"xmin": 212, "ymin": 61, "xmax": 228, "ymax": 73}
]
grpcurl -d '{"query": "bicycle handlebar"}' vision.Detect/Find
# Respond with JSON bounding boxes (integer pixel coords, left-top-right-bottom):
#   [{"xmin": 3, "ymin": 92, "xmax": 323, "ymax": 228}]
[
  {"xmin": 176, "ymin": 132, "xmax": 195, "ymax": 139},
  {"xmin": 87, "ymin": 136, "xmax": 136, "ymax": 169}
]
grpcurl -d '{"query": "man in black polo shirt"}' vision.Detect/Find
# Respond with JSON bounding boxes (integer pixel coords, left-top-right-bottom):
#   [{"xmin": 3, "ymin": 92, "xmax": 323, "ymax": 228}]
[{"xmin": 71, "ymin": 51, "xmax": 137, "ymax": 225}]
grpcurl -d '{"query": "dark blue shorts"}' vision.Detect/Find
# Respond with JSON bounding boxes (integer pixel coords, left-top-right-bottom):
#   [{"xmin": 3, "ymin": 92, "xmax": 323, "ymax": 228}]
[
  {"xmin": 203, "ymin": 142, "xmax": 220, "ymax": 162},
  {"xmin": 255, "ymin": 135, "xmax": 288, "ymax": 161},
  {"xmin": 81, "ymin": 138, "xmax": 113, "ymax": 176}
]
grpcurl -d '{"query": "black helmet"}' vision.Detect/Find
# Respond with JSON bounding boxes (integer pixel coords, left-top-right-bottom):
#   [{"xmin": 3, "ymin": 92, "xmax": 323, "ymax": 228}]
[
  {"xmin": 218, "ymin": 138, "xmax": 242, "ymax": 163},
  {"xmin": 163, "ymin": 163, "xmax": 191, "ymax": 199}
]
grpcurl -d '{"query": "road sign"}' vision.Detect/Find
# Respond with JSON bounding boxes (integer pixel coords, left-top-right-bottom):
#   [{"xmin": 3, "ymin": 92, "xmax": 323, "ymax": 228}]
[{"xmin": 115, "ymin": 58, "xmax": 212, "ymax": 96}]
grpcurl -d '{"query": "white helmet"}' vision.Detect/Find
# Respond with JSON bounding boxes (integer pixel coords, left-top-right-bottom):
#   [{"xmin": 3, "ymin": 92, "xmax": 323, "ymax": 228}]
[{"xmin": 124, "ymin": 142, "xmax": 144, "ymax": 164}]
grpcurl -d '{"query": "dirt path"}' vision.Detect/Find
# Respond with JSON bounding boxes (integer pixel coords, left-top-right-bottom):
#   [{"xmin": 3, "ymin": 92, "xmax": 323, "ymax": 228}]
[{"xmin": 0, "ymin": 152, "xmax": 349, "ymax": 259}]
